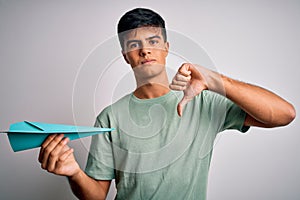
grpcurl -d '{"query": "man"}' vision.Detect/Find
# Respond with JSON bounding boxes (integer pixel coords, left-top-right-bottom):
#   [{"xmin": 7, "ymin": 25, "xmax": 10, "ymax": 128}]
[{"xmin": 38, "ymin": 8, "xmax": 295, "ymax": 200}]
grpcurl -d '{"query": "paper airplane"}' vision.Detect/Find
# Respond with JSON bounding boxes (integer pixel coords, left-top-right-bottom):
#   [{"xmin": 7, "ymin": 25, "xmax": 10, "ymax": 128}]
[{"xmin": 0, "ymin": 121, "xmax": 114, "ymax": 152}]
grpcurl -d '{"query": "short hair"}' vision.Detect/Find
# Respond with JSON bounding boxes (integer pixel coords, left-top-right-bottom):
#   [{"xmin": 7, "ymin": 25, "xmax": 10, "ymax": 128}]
[{"xmin": 117, "ymin": 8, "xmax": 167, "ymax": 49}]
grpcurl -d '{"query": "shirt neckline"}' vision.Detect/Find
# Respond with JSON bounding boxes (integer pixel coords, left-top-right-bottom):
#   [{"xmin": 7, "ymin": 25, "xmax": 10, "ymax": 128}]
[{"xmin": 131, "ymin": 90, "xmax": 179, "ymax": 104}]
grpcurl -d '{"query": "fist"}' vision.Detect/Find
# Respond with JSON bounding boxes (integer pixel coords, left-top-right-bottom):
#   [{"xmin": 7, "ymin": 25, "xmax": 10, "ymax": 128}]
[{"xmin": 170, "ymin": 63, "xmax": 208, "ymax": 116}]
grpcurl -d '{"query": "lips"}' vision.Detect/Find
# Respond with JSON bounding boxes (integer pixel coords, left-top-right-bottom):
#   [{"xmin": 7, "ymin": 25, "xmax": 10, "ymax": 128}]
[{"xmin": 141, "ymin": 59, "xmax": 156, "ymax": 65}]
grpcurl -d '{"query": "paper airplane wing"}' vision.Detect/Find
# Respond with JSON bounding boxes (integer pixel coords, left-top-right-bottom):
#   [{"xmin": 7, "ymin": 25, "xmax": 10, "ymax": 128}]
[{"xmin": 1, "ymin": 121, "xmax": 114, "ymax": 152}]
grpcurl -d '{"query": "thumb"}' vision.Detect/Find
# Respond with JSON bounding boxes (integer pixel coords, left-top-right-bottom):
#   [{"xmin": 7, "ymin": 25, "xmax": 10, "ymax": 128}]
[{"xmin": 177, "ymin": 95, "xmax": 191, "ymax": 117}]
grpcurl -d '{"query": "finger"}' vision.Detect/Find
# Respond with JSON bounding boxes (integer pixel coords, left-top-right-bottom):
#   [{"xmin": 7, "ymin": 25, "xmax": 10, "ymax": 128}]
[
  {"xmin": 46, "ymin": 137, "xmax": 70, "ymax": 172},
  {"xmin": 41, "ymin": 134, "xmax": 65, "ymax": 169},
  {"xmin": 169, "ymin": 84, "xmax": 186, "ymax": 91},
  {"xmin": 170, "ymin": 73, "xmax": 191, "ymax": 90},
  {"xmin": 177, "ymin": 96, "xmax": 191, "ymax": 117},
  {"xmin": 59, "ymin": 148, "xmax": 74, "ymax": 162},
  {"xmin": 172, "ymin": 76, "xmax": 191, "ymax": 87},
  {"xmin": 171, "ymin": 78, "xmax": 188, "ymax": 87},
  {"xmin": 174, "ymin": 73, "xmax": 191, "ymax": 82},
  {"xmin": 178, "ymin": 64, "xmax": 192, "ymax": 77},
  {"xmin": 38, "ymin": 134, "xmax": 57, "ymax": 163}
]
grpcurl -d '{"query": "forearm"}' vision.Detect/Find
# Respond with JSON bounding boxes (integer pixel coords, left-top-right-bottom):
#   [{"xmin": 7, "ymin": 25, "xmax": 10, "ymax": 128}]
[
  {"xmin": 68, "ymin": 169, "xmax": 110, "ymax": 200},
  {"xmin": 218, "ymin": 74, "xmax": 295, "ymax": 127}
]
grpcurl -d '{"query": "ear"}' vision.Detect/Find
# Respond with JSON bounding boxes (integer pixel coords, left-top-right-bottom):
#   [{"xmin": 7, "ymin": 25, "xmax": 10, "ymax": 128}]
[
  {"xmin": 122, "ymin": 50, "xmax": 130, "ymax": 64},
  {"xmin": 164, "ymin": 42, "xmax": 169, "ymax": 57}
]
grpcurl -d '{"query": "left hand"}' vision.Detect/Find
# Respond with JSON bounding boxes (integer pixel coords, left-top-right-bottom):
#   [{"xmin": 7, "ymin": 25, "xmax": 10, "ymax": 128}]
[{"xmin": 170, "ymin": 63, "xmax": 208, "ymax": 116}]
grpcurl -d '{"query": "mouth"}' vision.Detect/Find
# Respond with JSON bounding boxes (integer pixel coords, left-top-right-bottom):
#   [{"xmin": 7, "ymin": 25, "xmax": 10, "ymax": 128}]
[{"xmin": 141, "ymin": 59, "xmax": 156, "ymax": 65}]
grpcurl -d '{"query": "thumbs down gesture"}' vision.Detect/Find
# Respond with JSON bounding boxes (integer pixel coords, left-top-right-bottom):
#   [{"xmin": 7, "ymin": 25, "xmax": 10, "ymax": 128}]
[{"xmin": 170, "ymin": 63, "xmax": 214, "ymax": 116}]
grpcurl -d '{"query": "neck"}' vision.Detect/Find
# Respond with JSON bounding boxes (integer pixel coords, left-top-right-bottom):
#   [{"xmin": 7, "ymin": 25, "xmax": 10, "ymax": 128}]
[
  {"xmin": 134, "ymin": 72, "xmax": 170, "ymax": 99},
  {"xmin": 132, "ymin": 65, "xmax": 171, "ymax": 99},
  {"xmin": 134, "ymin": 83, "xmax": 170, "ymax": 99}
]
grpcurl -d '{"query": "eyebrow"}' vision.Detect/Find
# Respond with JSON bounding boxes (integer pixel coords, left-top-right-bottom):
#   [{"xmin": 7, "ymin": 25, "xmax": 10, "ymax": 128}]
[
  {"xmin": 126, "ymin": 35, "xmax": 162, "ymax": 47},
  {"xmin": 146, "ymin": 35, "xmax": 161, "ymax": 41}
]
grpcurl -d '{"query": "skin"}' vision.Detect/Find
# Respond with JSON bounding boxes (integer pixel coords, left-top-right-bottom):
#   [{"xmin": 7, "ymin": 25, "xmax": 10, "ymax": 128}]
[
  {"xmin": 38, "ymin": 26, "xmax": 296, "ymax": 200},
  {"xmin": 122, "ymin": 27, "xmax": 170, "ymax": 99},
  {"xmin": 170, "ymin": 63, "xmax": 296, "ymax": 127},
  {"xmin": 38, "ymin": 134, "xmax": 111, "ymax": 200}
]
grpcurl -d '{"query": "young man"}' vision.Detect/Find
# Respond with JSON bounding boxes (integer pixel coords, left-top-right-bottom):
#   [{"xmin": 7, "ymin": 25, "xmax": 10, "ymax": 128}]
[{"xmin": 38, "ymin": 8, "xmax": 295, "ymax": 200}]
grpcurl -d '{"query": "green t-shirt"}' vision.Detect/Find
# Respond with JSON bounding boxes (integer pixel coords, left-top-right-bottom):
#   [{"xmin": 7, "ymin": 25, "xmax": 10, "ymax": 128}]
[{"xmin": 85, "ymin": 90, "xmax": 249, "ymax": 200}]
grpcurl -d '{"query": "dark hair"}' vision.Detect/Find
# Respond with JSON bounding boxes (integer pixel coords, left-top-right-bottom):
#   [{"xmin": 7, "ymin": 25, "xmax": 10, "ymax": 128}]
[{"xmin": 117, "ymin": 8, "xmax": 167, "ymax": 49}]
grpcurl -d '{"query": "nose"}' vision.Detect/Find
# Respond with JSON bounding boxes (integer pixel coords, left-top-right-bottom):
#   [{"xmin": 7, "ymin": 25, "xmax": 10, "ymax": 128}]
[{"xmin": 139, "ymin": 43, "xmax": 151, "ymax": 57}]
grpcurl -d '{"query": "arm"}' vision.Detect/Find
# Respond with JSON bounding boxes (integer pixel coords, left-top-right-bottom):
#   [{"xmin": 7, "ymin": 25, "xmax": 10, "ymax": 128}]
[
  {"xmin": 38, "ymin": 134, "xmax": 111, "ymax": 200},
  {"xmin": 68, "ymin": 169, "xmax": 111, "ymax": 200},
  {"xmin": 169, "ymin": 63, "xmax": 296, "ymax": 127},
  {"xmin": 222, "ymin": 76, "xmax": 295, "ymax": 127}
]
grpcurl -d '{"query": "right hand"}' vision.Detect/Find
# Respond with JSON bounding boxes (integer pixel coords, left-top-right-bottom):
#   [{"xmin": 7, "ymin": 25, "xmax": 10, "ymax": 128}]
[{"xmin": 38, "ymin": 134, "xmax": 81, "ymax": 177}]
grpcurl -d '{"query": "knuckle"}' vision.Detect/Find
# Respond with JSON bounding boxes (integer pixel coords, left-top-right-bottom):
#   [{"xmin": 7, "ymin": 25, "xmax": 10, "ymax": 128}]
[
  {"xmin": 41, "ymin": 164, "xmax": 46, "ymax": 170},
  {"xmin": 178, "ymin": 66, "xmax": 185, "ymax": 73},
  {"xmin": 171, "ymin": 78, "xmax": 176, "ymax": 84},
  {"xmin": 47, "ymin": 167, "xmax": 54, "ymax": 173},
  {"xmin": 49, "ymin": 151, "xmax": 57, "ymax": 158},
  {"xmin": 44, "ymin": 148, "xmax": 51, "ymax": 155},
  {"xmin": 41, "ymin": 143, "xmax": 47, "ymax": 149},
  {"xmin": 180, "ymin": 62, "xmax": 188, "ymax": 68},
  {"xmin": 58, "ymin": 156, "xmax": 65, "ymax": 162}
]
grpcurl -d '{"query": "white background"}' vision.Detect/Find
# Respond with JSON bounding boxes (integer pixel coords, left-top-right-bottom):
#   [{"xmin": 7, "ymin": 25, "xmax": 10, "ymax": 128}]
[{"xmin": 0, "ymin": 0, "xmax": 299, "ymax": 199}]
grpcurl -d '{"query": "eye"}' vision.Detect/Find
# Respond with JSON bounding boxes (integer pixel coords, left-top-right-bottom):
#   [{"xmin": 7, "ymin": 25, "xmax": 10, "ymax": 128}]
[
  {"xmin": 128, "ymin": 42, "xmax": 139, "ymax": 49},
  {"xmin": 149, "ymin": 40, "xmax": 159, "ymax": 45}
]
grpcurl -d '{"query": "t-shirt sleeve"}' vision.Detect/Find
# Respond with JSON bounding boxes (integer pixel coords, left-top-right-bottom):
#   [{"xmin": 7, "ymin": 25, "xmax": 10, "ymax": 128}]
[
  {"xmin": 222, "ymin": 99, "xmax": 250, "ymax": 133},
  {"xmin": 85, "ymin": 112, "xmax": 115, "ymax": 180},
  {"xmin": 203, "ymin": 91, "xmax": 250, "ymax": 133}
]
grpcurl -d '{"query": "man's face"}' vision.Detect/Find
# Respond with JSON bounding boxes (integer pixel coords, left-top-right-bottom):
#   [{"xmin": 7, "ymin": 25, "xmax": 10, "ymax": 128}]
[{"xmin": 122, "ymin": 27, "xmax": 169, "ymax": 72}]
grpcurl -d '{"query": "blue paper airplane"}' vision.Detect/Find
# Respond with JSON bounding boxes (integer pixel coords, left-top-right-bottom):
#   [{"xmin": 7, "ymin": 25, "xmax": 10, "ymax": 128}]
[{"xmin": 0, "ymin": 121, "xmax": 114, "ymax": 152}]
